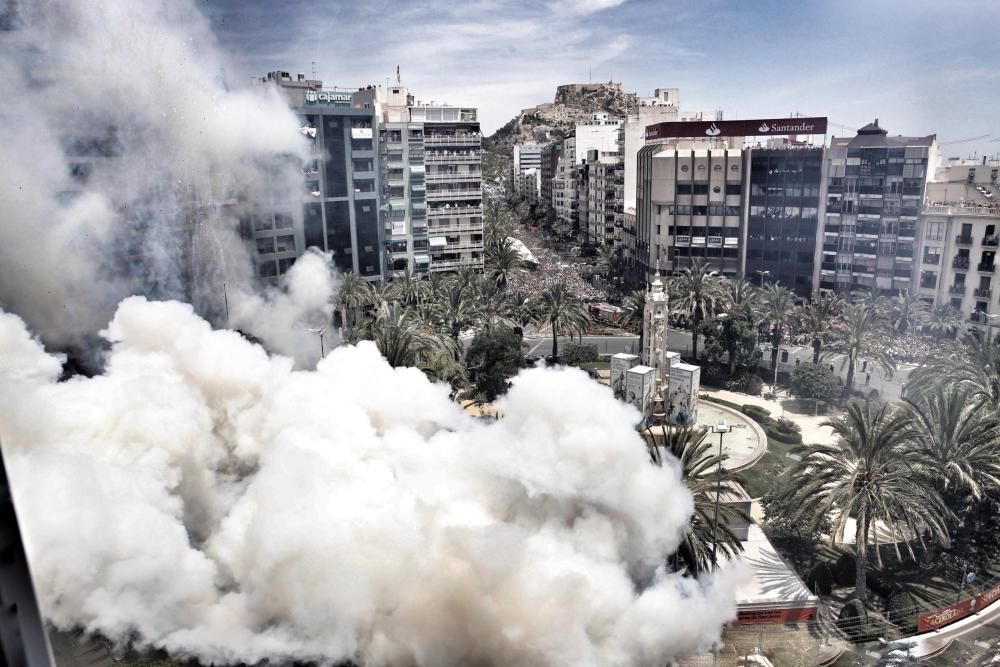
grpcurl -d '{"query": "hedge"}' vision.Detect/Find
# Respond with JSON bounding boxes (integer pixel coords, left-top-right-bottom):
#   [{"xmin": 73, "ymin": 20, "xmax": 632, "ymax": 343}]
[{"xmin": 741, "ymin": 404, "xmax": 772, "ymax": 426}]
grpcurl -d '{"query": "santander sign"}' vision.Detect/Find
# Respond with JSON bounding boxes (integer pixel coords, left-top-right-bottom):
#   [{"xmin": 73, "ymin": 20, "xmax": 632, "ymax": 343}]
[{"xmin": 647, "ymin": 117, "xmax": 828, "ymax": 141}]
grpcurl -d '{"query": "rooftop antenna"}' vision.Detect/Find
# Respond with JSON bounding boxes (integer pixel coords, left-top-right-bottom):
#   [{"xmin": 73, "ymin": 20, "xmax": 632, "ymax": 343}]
[
  {"xmin": 396, "ymin": 65, "xmax": 401, "ymax": 86},
  {"xmin": 311, "ymin": 60, "xmax": 316, "ymax": 79}
]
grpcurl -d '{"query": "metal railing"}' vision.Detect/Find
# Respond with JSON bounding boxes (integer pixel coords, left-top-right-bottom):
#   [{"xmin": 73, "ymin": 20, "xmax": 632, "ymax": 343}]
[
  {"xmin": 423, "ymin": 135, "xmax": 481, "ymax": 146},
  {"xmin": 978, "ymin": 263, "xmax": 996, "ymax": 273}
]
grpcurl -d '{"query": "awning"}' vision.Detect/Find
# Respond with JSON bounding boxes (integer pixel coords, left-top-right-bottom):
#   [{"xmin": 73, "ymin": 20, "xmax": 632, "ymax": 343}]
[
  {"xmin": 429, "ymin": 236, "xmax": 447, "ymax": 247},
  {"xmin": 414, "ymin": 254, "xmax": 431, "ymax": 264}
]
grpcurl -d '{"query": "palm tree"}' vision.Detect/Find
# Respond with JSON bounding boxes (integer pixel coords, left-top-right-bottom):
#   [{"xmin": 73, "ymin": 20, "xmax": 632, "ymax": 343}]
[
  {"xmin": 644, "ymin": 425, "xmax": 749, "ymax": 576},
  {"xmin": 922, "ymin": 303, "xmax": 962, "ymax": 341},
  {"xmin": 387, "ymin": 266, "xmax": 429, "ymax": 306},
  {"xmin": 486, "ymin": 236, "xmax": 523, "ymax": 289},
  {"xmin": 825, "ymin": 303, "xmax": 895, "ymax": 398},
  {"xmin": 853, "ymin": 287, "xmax": 889, "ymax": 319},
  {"xmin": 530, "ymin": 281, "xmax": 590, "ymax": 363},
  {"xmin": 352, "ymin": 302, "xmax": 451, "ymax": 368},
  {"xmin": 910, "ymin": 330, "xmax": 1000, "ymax": 408},
  {"xmin": 889, "ymin": 290, "xmax": 928, "ymax": 335},
  {"xmin": 902, "ymin": 386, "xmax": 1000, "ymax": 501},
  {"xmin": 420, "ymin": 349, "xmax": 468, "ymax": 398},
  {"xmin": 760, "ymin": 283, "xmax": 797, "ymax": 376},
  {"xmin": 782, "ymin": 400, "xmax": 950, "ymax": 601},
  {"xmin": 719, "ymin": 277, "xmax": 762, "ymax": 376},
  {"xmin": 433, "ymin": 279, "xmax": 481, "ymax": 340},
  {"xmin": 797, "ymin": 291, "xmax": 845, "ymax": 364},
  {"xmin": 335, "ymin": 271, "xmax": 374, "ymax": 333},
  {"xmin": 669, "ymin": 258, "xmax": 724, "ymax": 362},
  {"xmin": 477, "ymin": 283, "xmax": 521, "ymax": 330},
  {"xmin": 621, "ymin": 289, "xmax": 646, "ymax": 353}
]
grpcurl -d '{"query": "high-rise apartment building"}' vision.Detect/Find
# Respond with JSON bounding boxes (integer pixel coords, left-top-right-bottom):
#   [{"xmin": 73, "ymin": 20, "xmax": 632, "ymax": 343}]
[
  {"xmin": 552, "ymin": 135, "xmax": 579, "ymax": 232},
  {"xmin": 819, "ymin": 120, "xmax": 937, "ymax": 293},
  {"xmin": 915, "ymin": 159, "xmax": 1000, "ymax": 331},
  {"xmin": 745, "ymin": 146, "xmax": 825, "ymax": 296},
  {"xmin": 377, "ymin": 86, "xmax": 483, "ymax": 276},
  {"xmin": 540, "ymin": 141, "xmax": 563, "ymax": 207},
  {"xmin": 263, "ymin": 72, "xmax": 483, "ymax": 280},
  {"xmin": 582, "ymin": 146, "xmax": 625, "ymax": 249}
]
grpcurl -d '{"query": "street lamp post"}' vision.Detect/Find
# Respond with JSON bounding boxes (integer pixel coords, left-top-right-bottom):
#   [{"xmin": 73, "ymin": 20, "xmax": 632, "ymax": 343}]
[
  {"xmin": 308, "ymin": 326, "xmax": 327, "ymax": 358},
  {"xmin": 711, "ymin": 420, "xmax": 733, "ymax": 570}
]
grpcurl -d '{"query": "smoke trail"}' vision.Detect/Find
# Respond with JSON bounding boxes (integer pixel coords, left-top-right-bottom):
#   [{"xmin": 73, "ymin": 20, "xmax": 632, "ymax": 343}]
[
  {"xmin": 0, "ymin": 0, "xmax": 308, "ymax": 348},
  {"xmin": 0, "ymin": 299, "xmax": 744, "ymax": 666}
]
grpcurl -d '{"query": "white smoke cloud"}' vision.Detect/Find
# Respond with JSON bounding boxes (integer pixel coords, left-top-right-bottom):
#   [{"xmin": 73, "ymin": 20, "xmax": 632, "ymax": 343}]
[
  {"xmin": 0, "ymin": 0, "xmax": 308, "ymax": 347},
  {"xmin": 229, "ymin": 249, "xmax": 341, "ymax": 368},
  {"xmin": 0, "ymin": 298, "xmax": 744, "ymax": 665}
]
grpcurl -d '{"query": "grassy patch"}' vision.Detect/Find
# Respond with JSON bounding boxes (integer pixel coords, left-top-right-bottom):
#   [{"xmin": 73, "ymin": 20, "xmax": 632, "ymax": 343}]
[{"xmin": 738, "ymin": 436, "xmax": 798, "ymax": 498}]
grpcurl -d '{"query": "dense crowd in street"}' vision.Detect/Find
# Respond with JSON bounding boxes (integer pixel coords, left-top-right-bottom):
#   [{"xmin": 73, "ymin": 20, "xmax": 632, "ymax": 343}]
[
  {"xmin": 505, "ymin": 219, "xmax": 609, "ymax": 301},
  {"xmin": 867, "ymin": 331, "xmax": 936, "ymax": 364}
]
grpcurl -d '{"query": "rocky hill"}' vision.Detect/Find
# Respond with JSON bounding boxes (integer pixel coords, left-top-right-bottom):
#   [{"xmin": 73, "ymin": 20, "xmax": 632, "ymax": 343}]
[{"xmin": 484, "ymin": 81, "xmax": 636, "ymax": 157}]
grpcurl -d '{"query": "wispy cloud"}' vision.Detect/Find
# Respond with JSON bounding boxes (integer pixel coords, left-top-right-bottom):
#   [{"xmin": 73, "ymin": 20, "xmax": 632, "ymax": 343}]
[{"xmin": 202, "ymin": 0, "xmax": 1000, "ymax": 152}]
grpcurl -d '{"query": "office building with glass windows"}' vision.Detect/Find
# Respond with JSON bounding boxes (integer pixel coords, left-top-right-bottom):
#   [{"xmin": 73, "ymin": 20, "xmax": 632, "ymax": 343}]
[
  {"xmin": 634, "ymin": 146, "xmax": 745, "ymax": 283},
  {"xmin": 818, "ymin": 120, "xmax": 937, "ymax": 293},
  {"xmin": 257, "ymin": 70, "xmax": 384, "ymax": 281},
  {"xmin": 745, "ymin": 146, "xmax": 824, "ymax": 297}
]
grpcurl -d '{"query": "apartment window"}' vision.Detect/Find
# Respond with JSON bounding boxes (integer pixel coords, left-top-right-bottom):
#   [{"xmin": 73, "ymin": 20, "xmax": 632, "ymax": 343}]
[
  {"xmin": 253, "ymin": 214, "xmax": 273, "ymax": 231},
  {"xmin": 274, "ymin": 213, "xmax": 293, "ymax": 229},
  {"xmin": 353, "ymin": 179, "xmax": 375, "ymax": 193},
  {"xmin": 274, "ymin": 235, "xmax": 296, "ymax": 253},
  {"xmin": 676, "ymin": 183, "xmax": 693, "ymax": 195},
  {"xmin": 725, "ymin": 183, "xmax": 741, "ymax": 195},
  {"xmin": 256, "ymin": 237, "xmax": 275, "ymax": 255},
  {"xmin": 258, "ymin": 260, "xmax": 277, "ymax": 278},
  {"xmin": 278, "ymin": 257, "xmax": 296, "ymax": 274},
  {"xmin": 693, "ymin": 184, "xmax": 708, "ymax": 195},
  {"xmin": 925, "ymin": 221, "xmax": 945, "ymax": 241}
]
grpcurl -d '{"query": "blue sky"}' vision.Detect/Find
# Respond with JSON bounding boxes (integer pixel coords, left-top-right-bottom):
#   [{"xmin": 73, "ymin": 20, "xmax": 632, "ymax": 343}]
[{"xmin": 201, "ymin": 0, "xmax": 1000, "ymax": 157}]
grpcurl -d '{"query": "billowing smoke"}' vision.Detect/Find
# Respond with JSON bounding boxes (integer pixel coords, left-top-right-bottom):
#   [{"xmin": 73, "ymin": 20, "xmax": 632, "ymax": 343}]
[
  {"xmin": 0, "ymin": 298, "xmax": 744, "ymax": 665},
  {"xmin": 229, "ymin": 248, "xmax": 341, "ymax": 368},
  {"xmin": 0, "ymin": 0, "xmax": 308, "ymax": 348}
]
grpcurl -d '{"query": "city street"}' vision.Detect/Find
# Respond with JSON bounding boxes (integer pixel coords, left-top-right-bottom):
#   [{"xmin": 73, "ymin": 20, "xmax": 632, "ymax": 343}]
[{"xmin": 522, "ymin": 329, "xmax": 694, "ymax": 358}]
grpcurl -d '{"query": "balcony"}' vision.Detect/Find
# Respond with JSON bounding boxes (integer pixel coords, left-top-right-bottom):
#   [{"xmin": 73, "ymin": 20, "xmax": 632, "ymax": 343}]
[
  {"xmin": 953, "ymin": 257, "xmax": 971, "ymax": 269},
  {"xmin": 423, "ymin": 135, "xmax": 481, "ymax": 147},
  {"xmin": 949, "ymin": 285, "xmax": 966, "ymax": 295},
  {"xmin": 984, "ymin": 236, "xmax": 1000, "ymax": 247},
  {"xmin": 427, "ymin": 205, "xmax": 482, "ymax": 219},
  {"xmin": 919, "ymin": 278, "xmax": 937, "ymax": 289},
  {"xmin": 426, "ymin": 188, "xmax": 482, "ymax": 200},
  {"xmin": 975, "ymin": 287, "xmax": 993, "ymax": 298},
  {"xmin": 922, "ymin": 254, "xmax": 940, "ymax": 265},
  {"xmin": 424, "ymin": 153, "xmax": 481, "ymax": 164},
  {"xmin": 978, "ymin": 263, "xmax": 996, "ymax": 273},
  {"xmin": 956, "ymin": 235, "xmax": 974, "ymax": 245},
  {"xmin": 970, "ymin": 312, "xmax": 990, "ymax": 324},
  {"xmin": 425, "ymin": 171, "xmax": 482, "ymax": 183}
]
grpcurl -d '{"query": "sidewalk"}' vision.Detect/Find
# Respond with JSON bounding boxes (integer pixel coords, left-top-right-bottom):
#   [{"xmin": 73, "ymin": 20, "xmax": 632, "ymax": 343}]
[{"xmin": 706, "ymin": 388, "xmax": 838, "ymax": 446}]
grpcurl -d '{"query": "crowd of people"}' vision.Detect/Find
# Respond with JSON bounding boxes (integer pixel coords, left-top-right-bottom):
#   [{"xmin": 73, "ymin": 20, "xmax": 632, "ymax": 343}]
[
  {"xmin": 505, "ymin": 219, "xmax": 609, "ymax": 301},
  {"xmin": 867, "ymin": 331, "xmax": 936, "ymax": 365}
]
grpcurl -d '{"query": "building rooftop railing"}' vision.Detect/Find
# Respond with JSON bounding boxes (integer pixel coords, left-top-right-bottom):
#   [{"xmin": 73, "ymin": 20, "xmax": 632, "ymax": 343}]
[{"xmin": 924, "ymin": 202, "xmax": 1000, "ymax": 218}]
